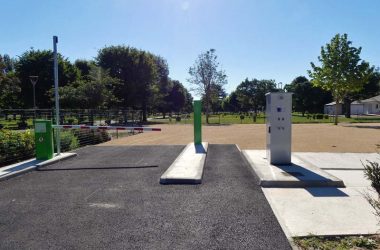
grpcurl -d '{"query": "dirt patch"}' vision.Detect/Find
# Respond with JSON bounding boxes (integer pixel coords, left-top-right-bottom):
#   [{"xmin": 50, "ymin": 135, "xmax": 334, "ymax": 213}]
[{"xmin": 102, "ymin": 123, "xmax": 380, "ymax": 153}]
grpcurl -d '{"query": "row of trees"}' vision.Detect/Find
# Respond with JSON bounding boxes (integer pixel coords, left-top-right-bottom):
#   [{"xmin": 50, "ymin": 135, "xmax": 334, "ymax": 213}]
[
  {"xmin": 199, "ymin": 34, "xmax": 379, "ymax": 125},
  {"xmin": 0, "ymin": 46, "xmax": 193, "ymax": 121},
  {"xmin": 2, "ymin": 33, "xmax": 379, "ymax": 125}
]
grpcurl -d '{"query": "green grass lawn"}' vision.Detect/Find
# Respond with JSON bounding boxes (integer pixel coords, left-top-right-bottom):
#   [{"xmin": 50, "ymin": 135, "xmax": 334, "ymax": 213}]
[
  {"xmin": 149, "ymin": 113, "xmax": 380, "ymax": 125},
  {"xmin": 2, "ymin": 113, "xmax": 380, "ymax": 130}
]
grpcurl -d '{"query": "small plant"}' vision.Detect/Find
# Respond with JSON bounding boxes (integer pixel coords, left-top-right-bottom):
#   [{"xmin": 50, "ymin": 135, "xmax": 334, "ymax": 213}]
[
  {"xmin": 59, "ymin": 131, "xmax": 79, "ymax": 152},
  {"xmin": 66, "ymin": 117, "xmax": 78, "ymax": 125},
  {"xmin": 240, "ymin": 115, "xmax": 245, "ymax": 124},
  {"xmin": 363, "ymin": 158, "xmax": 380, "ymax": 220},
  {"xmin": 176, "ymin": 116, "xmax": 181, "ymax": 122},
  {"xmin": 316, "ymin": 114, "xmax": 324, "ymax": 119},
  {"xmin": 294, "ymin": 235, "xmax": 378, "ymax": 250},
  {"xmin": 324, "ymin": 114, "xmax": 329, "ymax": 119}
]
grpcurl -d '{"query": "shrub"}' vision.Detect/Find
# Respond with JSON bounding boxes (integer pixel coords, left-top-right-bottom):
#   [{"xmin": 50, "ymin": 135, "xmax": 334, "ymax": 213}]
[
  {"xmin": 363, "ymin": 159, "xmax": 380, "ymax": 221},
  {"xmin": 73, "ymin": 129, "xmax": 111, "ymax": 147},
  {"xmin": 0, "ymin": 129, "xmax": 35, "ymax": 167},
  {"xmin": 324, "ymin": 114, "xmax": 329, "ymax": 119},
  {"xmin": 59, "ymin": 131, "xmax": 79, "ymax": 152},
  {"xmin": 316, "ymin": 114, "xmax": 324, "ymax": 119},
  {"xmin": 312, "ymin": 114, "xmax": 316, "ymax": 119},
  {"xmin": 66, "ymin": 117, "xmax": 78, "ymax": 125},
  {"xmin": 17, "ymin": 120, "xmax": 28, "ymax": 129},
  {"xmin": 176, "ymin": 116, "xmax": 181, "ymax": 122}
]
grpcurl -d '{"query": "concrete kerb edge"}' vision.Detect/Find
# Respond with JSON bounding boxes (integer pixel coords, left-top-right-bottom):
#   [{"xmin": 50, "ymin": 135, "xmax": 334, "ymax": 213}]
[
  {"xmin": 261, "ymin": 188, "xmax": 300, "ymax": 250},
  {"xmin": 240, "ymin": 150, "xmax": 264, "ymax": 185},
  {"xmin": 159, "ymin": 142, "xmax": 208, "ymax": 185},
  {"xmin": 0, "ymin": 165, "xmax": 37, "ymax": 182},
  {"xmin": 0, "ymin": 153, "xmax": 77, "ymax": 182},
  {"xmin": 36, "ymin": 153, "xmax": 77, "ymax": 168},
  {"xmin": 239, "ymin": 149, "xmax": 297, "ymax": 249}
]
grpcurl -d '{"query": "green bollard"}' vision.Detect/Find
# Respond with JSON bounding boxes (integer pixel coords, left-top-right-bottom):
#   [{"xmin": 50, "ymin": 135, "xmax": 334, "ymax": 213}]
[
  {"xmin": 34, "ymin": 120, "xmax": 54, "ymax": 160},
  {"xmin": 193, "ymin": 100, "xmax": 202, "ymax": 145}
]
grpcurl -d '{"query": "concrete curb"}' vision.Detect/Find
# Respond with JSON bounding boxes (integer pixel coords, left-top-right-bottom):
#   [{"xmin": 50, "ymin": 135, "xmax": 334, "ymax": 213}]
[
  {"xmin": 0, "ymin": 153, "xmax": 77, "ymax": 182},
  {"xmin": 241, "ymin": 150, "xmax": 345, "ymax": 188},
  {"xmin": 36, "ymin": 153, "xmax": 77, "ymax": 168},
  {"xmin": 160, "ymin": 142, "xmax": 208, "ymax": 184}
]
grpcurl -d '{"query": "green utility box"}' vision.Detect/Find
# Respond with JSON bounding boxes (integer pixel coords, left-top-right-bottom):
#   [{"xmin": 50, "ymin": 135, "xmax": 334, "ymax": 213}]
[{"xmin": 34, "ymin": 120, "xmax": 54, "ymax": 160}]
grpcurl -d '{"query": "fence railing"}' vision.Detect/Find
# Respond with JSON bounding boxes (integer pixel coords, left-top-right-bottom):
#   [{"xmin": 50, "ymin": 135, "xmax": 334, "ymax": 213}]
[
  {"xmin": 0, "ymin": 109, "xmax": 143, "ymax": 130},
  {"xmin": 0, "ymin": 109, "xmax": 144, "ymax": 167}
]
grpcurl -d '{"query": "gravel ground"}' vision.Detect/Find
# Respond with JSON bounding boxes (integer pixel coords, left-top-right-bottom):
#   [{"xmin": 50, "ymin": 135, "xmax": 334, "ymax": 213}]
[
  {"xmin": 0, "ymin": 145, "xmax": 290, "ymax": 249},
  {"xmin": 103, "ymin": 123, "xmax": 380, "ymax": 153}
]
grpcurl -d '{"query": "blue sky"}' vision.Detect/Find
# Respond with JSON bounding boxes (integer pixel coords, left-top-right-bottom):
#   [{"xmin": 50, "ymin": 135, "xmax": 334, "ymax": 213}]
[{"xmin": 1, "ymin": 0, "xmax": 380, "ymax": 98}]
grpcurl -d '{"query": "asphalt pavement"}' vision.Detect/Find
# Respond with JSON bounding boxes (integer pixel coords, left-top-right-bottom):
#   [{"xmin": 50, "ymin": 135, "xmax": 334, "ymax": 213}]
[{"xmin": 0, "ymin": 144, "xmax": 290, "ymax": 249}]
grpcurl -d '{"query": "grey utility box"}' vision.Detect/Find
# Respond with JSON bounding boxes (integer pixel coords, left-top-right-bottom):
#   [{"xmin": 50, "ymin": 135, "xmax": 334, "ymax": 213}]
[{"xmin": 266, "ymin": 92, "xmax": 292, "ymax": 165}]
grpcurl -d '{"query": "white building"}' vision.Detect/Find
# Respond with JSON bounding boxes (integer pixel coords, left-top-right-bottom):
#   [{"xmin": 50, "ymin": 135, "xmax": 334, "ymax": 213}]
[
  {"xmin": 362, "ymin": 95, "xmax": 380, "ymax": 114},
  {"xmin": 350, "ymin": 100, "xmax": 364, "ymax": 115},
  {"xmin": 324, "ymin": 95, "xmax": 380, "ymax": 115},
  {"xmin": 324, "ymin": 102, "xmax": 342, "ymax": 115}
]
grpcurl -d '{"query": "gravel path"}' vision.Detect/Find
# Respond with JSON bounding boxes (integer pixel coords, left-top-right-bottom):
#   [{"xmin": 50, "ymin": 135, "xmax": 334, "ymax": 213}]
[{"xmin": 103, "ymin": 123, "xmax": 380, "ymax": 153}]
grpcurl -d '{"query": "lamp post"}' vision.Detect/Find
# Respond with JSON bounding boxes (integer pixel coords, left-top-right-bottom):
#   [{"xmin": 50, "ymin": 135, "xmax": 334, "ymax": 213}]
[{"xmin": 29, "ymin": 75, "xmax": 39, "ymax": 119}]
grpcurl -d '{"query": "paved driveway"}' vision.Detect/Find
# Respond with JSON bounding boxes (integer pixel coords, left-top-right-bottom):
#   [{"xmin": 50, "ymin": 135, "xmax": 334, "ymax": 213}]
[{"xmin": 0, "ymin": 145, "xmax": 290, "ymax": 249}]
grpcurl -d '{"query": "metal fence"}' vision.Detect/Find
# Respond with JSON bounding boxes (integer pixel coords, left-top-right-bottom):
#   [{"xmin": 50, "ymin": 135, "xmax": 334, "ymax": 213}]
[{"xmin": 0, "ymin": 109, "xmax": 143, "ymax": 167}]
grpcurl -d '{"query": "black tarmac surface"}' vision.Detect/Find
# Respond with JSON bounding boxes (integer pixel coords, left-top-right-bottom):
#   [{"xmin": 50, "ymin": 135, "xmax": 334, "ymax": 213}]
[{"xmin": 0, "ymin": 144, "xmax": 291, "ymax": 249}]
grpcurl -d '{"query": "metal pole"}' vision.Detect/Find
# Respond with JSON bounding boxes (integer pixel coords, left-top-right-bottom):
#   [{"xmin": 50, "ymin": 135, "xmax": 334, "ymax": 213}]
[
  {"xmin": 53, "ymin": 36, "xmax": 61, "ymax": 155},
  {"xmin": 33, "ymin": 84, "xmax": 36, "ymax": 119},
  {"xmin": 33, "ymin": 84, "xmax": 36, "ymax": 109}
]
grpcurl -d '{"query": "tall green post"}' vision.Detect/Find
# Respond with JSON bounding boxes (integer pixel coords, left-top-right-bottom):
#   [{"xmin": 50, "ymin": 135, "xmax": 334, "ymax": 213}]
[{"xmin": 193, "ymin": 100, "xmax": 202, "ymax": 145}]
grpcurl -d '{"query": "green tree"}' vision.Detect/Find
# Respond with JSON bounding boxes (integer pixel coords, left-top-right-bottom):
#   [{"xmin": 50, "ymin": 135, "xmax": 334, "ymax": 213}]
[
  {"xmin": 167, "ymin": 80, "xmax": 187, "ymax": 113},
  {"xmin": 59, "ymin": 66, "xmax": 119, "ymax": 109},
  {"xmin": 150, "ymin": 56, "xmax": 171, "ymax": 117},
  {"xmin": 75, "ymin": 59, "xmax": 95, "ymax": 78},
  {"xmin": 15, "ymin": 49, "xmax": 80, "ymax": 108},
  {"xmin": 188, "ymin": 49, "xmax": 227, "ymax": 123},
  {"xmin": 0, "ymin": 55, "xmax": 21, "ymax": 109},
  {"xmin": 308, "ymin": 33, "xmax": 373, "ymax": 124},
  {"xmin": 97, "ymin": 46, "xmax": 158, "ymax": 121},
  {"xmin": 344, "ymin": 70, "xmax": 380, "ymax": 116},
  {"xmin": 284, "ymin": 76, "xmax": 332, "ymax": 115},
  {"xmin": 235, "ymin": 78, "xmax": 277, "ymax": 113},
  {"xmin": 222, "ymin": 91, "xmax": 240, "ymax": 112}
]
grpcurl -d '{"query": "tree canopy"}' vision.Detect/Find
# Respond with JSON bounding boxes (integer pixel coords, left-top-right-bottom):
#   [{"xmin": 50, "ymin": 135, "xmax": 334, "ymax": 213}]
[
  {"xmin": 308, "ymin": 33, "xmax": 374, "ymax": 124},
  {"xmin": 15, "ymin": 49, "xmax": 80, "ymax": 108},
  {"xmin": 235, "ymin": 78, "xmax": 277, "ymax": 112},
  {"xmin": 188, "ymin": 49, "xmax": 227, "ymax": 123},
  {"xmin": 284, "ymin": 76, "xmax": 332, "ymax": 115}
]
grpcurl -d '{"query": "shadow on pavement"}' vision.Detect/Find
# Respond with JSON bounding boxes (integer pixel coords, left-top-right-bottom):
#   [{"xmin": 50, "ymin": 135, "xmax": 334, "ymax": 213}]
[
  {"xmin": 306, "ymin": 187, "xmax": 349, "ymax": 197},
  {"xmin": 36, "ymin": 165, "xmax": 158, "ymax": 171}
]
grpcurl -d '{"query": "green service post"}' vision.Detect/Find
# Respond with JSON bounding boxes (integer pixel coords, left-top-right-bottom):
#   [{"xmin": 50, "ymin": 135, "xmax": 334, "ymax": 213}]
[
  {"xmin": 34, "ymin": 120, "xmax": 54, "ymax": 160},
  {"xmin": 193, "ymin": 100, "xmax": 202, "ymax": 144}
]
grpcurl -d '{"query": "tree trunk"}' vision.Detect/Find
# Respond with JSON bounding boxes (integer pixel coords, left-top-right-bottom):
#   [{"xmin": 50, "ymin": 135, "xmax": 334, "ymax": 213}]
[
  {"xmin": 163, "ymin": 112, "xmax": 166, "ymax": 119},
  {"xmin": 334, "ymin": 100, "xmax": 339, "ymax": 125},
  {"xmin": 142, "ymin": 101, "xmax": 147, "ymax": 122},
  {"xmin": 343, "ymin": 97, "xmax": 351, "ymax": 118}
]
